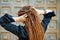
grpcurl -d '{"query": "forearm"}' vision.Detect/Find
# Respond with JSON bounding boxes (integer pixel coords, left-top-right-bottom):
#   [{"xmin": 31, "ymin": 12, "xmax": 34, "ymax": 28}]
[
  {"xmin": 0, "ymin": 14, "xmax": 15, "ymax": 23},
  {"xmin": 0, "ymin": 14, "xmax": 20, "ymax": 36}
]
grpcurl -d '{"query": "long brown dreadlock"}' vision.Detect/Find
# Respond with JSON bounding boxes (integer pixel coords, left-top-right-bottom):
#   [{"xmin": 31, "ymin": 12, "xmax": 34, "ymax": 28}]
[{"xmin": 18, "ymin": 6, "xmax": 44, "ymax": 40}]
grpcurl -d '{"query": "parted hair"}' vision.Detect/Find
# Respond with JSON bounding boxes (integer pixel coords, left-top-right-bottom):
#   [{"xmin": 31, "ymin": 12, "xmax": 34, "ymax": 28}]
[{"xmin": 18, "ymin": 6, "xmax": 44, "ymax": 40}]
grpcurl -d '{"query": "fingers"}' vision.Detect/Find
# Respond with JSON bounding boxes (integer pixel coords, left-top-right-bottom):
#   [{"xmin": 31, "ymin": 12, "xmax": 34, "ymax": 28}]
[
  {"xmin": 32, "ymin": 7, "xmax": 45, "ymax": 15},
  {"xmin": 22, "ymin": 14, "xmax": 28, "ymax": 18}
]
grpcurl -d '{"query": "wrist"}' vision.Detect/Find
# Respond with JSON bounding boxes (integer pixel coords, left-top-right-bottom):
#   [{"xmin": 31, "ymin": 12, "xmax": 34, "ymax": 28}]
[{"xmin": 43, "ymin": 9, "xmax": 53, "ymax": 14}]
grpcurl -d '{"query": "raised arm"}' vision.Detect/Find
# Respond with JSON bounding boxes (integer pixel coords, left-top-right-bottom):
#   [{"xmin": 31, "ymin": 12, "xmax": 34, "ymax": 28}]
[
  {"xmin": 0, "ymin": 13, "xmax": 22, "ymax": 36},
  {"xmin": 33, "ymin": 7, "xmax": 56, "ymax": 33}
]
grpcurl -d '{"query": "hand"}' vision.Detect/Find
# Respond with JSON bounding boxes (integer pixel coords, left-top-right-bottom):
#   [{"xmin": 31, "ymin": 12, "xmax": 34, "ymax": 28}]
[
  {"xmin": 32, "ymin": 7, "xmax": 53, "ymax": 15},
  {"xmin": 18, "ymin": 14, "xmax": 27, "ymax": 23},
  {"xmin": 13, "ymin": 14, "xmax": 27, "ymax": 23}
]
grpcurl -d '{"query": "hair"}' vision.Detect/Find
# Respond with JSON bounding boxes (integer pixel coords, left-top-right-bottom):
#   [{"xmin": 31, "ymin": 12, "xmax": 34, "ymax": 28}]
[{"xmin": 18, "ymin": 6, "xmax": 44, "ymax": 40}]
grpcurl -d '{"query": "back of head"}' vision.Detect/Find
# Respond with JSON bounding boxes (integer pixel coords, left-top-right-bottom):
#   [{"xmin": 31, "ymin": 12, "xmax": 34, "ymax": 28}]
[{"xmin": 18, "ymin": 6, "xmax": 44, "ymax": 40}]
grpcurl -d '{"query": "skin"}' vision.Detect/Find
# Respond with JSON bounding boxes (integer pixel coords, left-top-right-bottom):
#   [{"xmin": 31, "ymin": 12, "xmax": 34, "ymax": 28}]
[
  {"xmin": 13, "ymin": 7, "xmax": 53, "ymax": 23},
  {"xmin": 13, "ymin": 14, "xmax": 27, "ymax": 23}
]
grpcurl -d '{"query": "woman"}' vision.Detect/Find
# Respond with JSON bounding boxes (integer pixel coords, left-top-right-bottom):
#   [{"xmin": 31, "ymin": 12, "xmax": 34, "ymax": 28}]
[{"xmin": 0, "ymin": 6, "xmax": 55, "ymax": 40}]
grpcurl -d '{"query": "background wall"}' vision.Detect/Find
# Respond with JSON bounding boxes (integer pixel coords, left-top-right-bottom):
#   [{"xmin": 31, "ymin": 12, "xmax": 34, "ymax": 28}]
[
  {"xmin": 0, "ymin": 0, "xmax": 60, "ymax": 40},
  {"xmin": 57, "ymin": 0, "xmax": 60, "ymax": 40}
]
